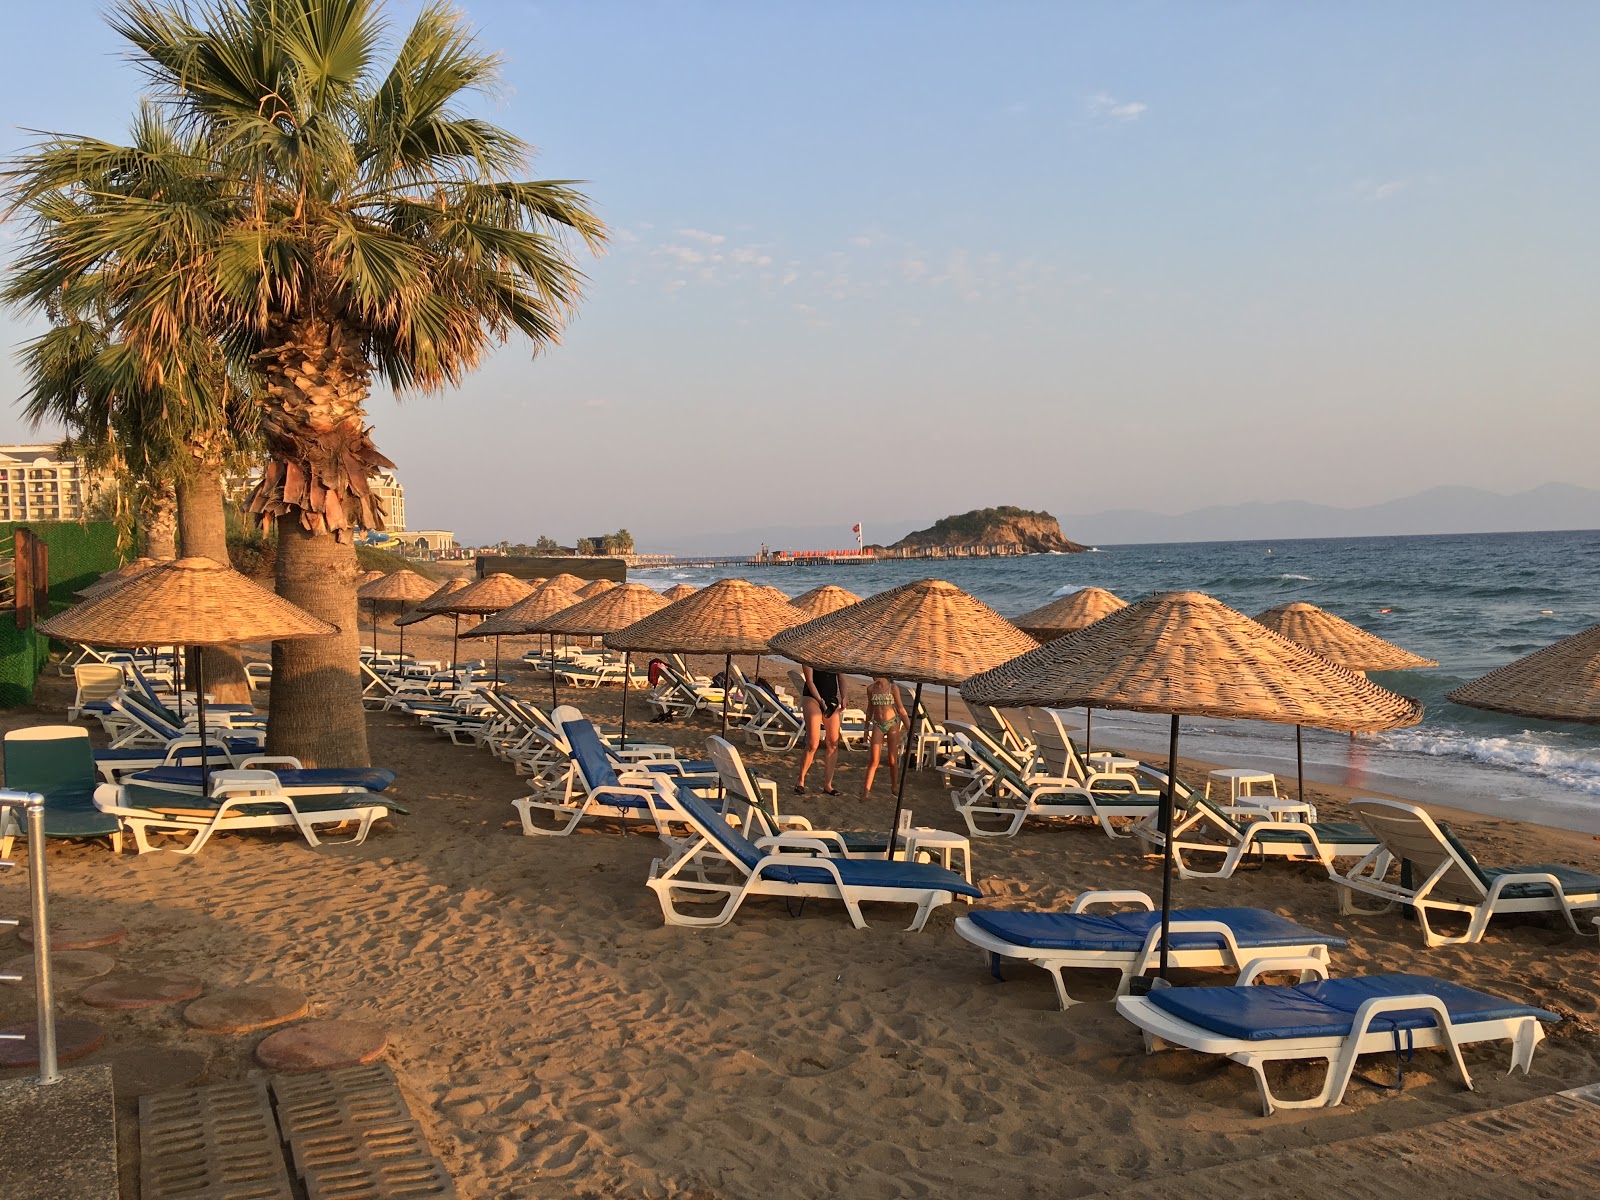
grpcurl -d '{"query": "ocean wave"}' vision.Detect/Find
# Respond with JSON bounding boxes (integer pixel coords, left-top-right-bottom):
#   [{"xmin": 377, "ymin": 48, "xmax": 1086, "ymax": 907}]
[
  {"xmin": 1277, "ymin": 573, "xmax": 1315, "ymax": 581},
  {"xmin": 1051, "ymin": 584, "xmax": 1087, "ymax": 596},
  {"xmin": 1378, "ymin": 729, "xmax": 1600, "ymax": 795}
]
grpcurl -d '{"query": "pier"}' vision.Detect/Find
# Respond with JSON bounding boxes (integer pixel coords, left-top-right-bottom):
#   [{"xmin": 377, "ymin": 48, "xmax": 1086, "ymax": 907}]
[{"xmin": 626, "ymin": 544, "xmax": 1032, "ymax": 570}]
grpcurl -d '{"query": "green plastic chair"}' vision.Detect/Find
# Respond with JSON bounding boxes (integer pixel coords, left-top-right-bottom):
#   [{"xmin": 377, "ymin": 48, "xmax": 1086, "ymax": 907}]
[{"xmin": 2, "ymin": 726, "xmax": 123, "ymax": 856}]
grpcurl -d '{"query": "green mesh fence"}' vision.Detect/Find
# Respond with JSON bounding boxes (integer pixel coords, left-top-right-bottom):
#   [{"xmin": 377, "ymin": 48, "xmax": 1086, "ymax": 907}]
[{"xmin": 0, "ymin": 521, "xmax": 123, "ymax": 706}]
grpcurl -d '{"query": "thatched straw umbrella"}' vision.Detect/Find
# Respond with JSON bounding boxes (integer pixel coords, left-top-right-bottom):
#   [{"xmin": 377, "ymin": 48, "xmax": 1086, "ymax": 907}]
[
  {"xmin": 529, "ymin": 584, "xmax": 670, "ymax": 743},
  {"xmin": 791, "ymin": 584, "xmax": 863, "ymax": 619},
  {"xmin": 771, "ymin": 579, "xmax": 1038, "ymax": 845},
  {"xmin": 1013, "ymin": 587, "xmax": 1129, "ymax": 748},
  {"xmin": 393, "ymin": 578, "xmax": 467, "ymax": 671},
  {"xmin": 357, "ymin": 569, "xmax": 385, "ymax": 587},
  {"xmin": 575, "ymin": 578, "xmax": 618, "ymax": 600},
  {"xmin": 1256, "ymin": 601, "xmax": 1438, "ymax": 800},
  {"xmin": 357, "ymin": 569, "xmax": 435, "ymax": 656},
  {"xmin": 1447, "ymin": 624, "xmax": 1600, "ymax": 724},
  {"xmin": 662, "ymin": 583, "xmax": 698, "ymax": 601},
  {"xmin": 428, "ymin": 573, "xmax": 536, "ymax": 684},
  {"xmin": 75, "ymin": 557, "xmax": 160, "ymax": 600},
  {"xmin": 461, "ymin": 579, "xmax": 582, "ymax": 706},
  {"xmin": 606, "ymin": 579, "xmax": 808, "ymax": 741},
  {"xmin": 962, "ymin": 591, "xmax": 1422, "ymax": 981},
  {"xmin": 41, "ymin": 558, "xmax": 335, "ymax": 789}
]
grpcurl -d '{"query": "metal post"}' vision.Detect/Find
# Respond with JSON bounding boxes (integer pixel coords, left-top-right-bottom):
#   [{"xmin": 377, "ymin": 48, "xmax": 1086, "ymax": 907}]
[
  {"xmin": 620, "ymin": 651, "xmax": 632, "ymax": 749},
  {"xmin": 1085, "ymin": 707, "xmax": 1094, "ymax": 754},
  {"xmin": 3, "ymin": 798, "xmax": 61, "ymax": 1085},
  {"xmin": 1296, "ymin": 725, "xmax": 1305, "ymax": 804},
  {"xmin": 886, "ymin": 680, "xmax": 924, "ymax": 859},
  {"xmin": 451, "ymin": 614, "xmax": 461, "ymax": 686},
  {"xmin": 196, "ymin": 651, "xmax": 211, "ymax": 796},
  {"xmin": 1157, "ymin": 714, "xmax": 1181, "ymax": 979},
  {"xmin": 549, "ymin": 634, "xmax": 558, "ymax": 708}
]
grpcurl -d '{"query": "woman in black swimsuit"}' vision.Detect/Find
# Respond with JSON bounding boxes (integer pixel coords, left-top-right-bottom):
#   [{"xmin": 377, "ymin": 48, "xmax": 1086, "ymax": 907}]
[{"xmin": 796, "ymin": 665, "xmax": 844, "ymax": 795}]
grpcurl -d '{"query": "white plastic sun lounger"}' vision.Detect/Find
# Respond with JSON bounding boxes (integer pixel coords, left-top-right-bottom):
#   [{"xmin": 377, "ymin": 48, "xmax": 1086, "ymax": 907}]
[
  {"xmin": 646, "ymin": 782, "xmax": 982, "ymax": 931},
  {"xmin": 93, "ymin": 769, "xmax": 390, "ymax": 855},
  {"xmin": 948, "ymin": 732, "xmax": 1159, "ymax": 838},
  {"xmin": 1132, "ymin": 795, "xmax": 1380, "ymax": 880},
  {"xmin": 1116, "ymin": 969, "xmax": 1558, "ymax": 1115},
  {"xmin": 1333, "ymin": 798, "xmax": 1600, "ymax": 946},
  {"xmin": 954, "ymin": 890, "xmax": 1346, "ymax": 1008}
]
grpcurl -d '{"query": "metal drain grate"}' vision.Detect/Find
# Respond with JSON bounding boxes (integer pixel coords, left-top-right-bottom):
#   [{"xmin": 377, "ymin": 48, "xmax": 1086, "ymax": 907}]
[
  {"xmin": 140, "ymin": 1080, "xmax": 296, "ymax": 1200},
  {"xmin": 271, "ymin": 1063, "xmax": 455, "ymax": 1200}
]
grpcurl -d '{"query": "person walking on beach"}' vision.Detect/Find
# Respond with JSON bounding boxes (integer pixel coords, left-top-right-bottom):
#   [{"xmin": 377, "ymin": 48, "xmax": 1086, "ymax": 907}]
[
  {"xmin": 862, "ymin": 677, "xmax": 909, "ymax": 799},
  {"xmin": 795, "ymin": 665, "xmax": 845, "ymax": 795}
]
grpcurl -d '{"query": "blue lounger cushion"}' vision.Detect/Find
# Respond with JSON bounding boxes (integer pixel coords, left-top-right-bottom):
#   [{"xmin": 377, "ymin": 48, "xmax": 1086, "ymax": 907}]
[
  {"xmin": 94, "ymin": 741, "xmax": 263, "ymax": 764},
  {"xmin": 1480, "ymin": 864, "xmax": 1600, "ymax": 899},
  {"xmin": 1147, "ymin": 973, "xmax": 1559, "ymax": 1042},
  {"xmin": 759, "ymin": 856, "xmax": 982, "ymax": 897},
  {"xmin": 966, "ymin": 908, "xmax": 1346, "ymax": 953},
  {"xmin": 119, "ymin": 782, "xmax": 410, "ymax": 818},
  {"xmin": 129, "ymin": 766, "xmax": 399, "ymax": 793}
]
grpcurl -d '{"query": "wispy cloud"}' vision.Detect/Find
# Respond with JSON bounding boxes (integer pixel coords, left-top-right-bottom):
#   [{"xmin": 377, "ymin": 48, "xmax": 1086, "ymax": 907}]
[
  {"xmin": 1087, "ymin": 92, "xmax": 1148, "ymax": 122},
  {"xmin": 1353, "ymin": 178, "xmax": 1410, "ymax": 203}
]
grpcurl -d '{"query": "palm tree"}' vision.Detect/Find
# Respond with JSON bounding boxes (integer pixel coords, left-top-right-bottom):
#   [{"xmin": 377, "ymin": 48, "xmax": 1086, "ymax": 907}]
[
  {"xmin": 9, "ymin": 0, "xmax": 604, "ymax": 764},
  {"xmin": 8, "ymin": 108, "xmax": 258, "ymax": 702}
]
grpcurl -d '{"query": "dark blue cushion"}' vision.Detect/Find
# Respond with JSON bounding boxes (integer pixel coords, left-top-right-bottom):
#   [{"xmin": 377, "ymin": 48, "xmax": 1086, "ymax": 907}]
[
  {"xmin": 1481, "ymin": 864, "xmax": 1600, "ymax": 899},
  {"xmin": 758, "ymin": 855, "xmax": 983, "ymax": 899},
  {"xmin": 1147, "ymin": 973, "xmax": 1558, "ymax": 1041},
  {"xmin": 561, "ymin": 717, "xmax": 623, "ymax": 791},
  {"xmin": 129, "ymin": 766, "xmax": 398, "ymax": 793},
  {"xmin": 968, "ymin": 907, "xmax": 1345, "ymax": 953}
]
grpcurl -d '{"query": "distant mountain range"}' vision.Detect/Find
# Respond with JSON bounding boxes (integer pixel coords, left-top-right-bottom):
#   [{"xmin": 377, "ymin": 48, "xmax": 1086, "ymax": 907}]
[{"xmin": 1065, "ymin": 483, "xmax": 1600, "ymax": 546}]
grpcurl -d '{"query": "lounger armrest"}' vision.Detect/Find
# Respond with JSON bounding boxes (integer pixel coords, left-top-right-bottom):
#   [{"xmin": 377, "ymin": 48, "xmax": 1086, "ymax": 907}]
[
  {"xmin": 1236, "ymin": 955, "xmax": 1331, "ymax": 986},
  {"xmin": 1482, "ymin": 870, "xmax": 1573, "ymax": 901},
  {"xmin": 237, "ymin": 755, "xmax": 305, "ymax": 771},
  {"xmin": 1070, "ymin": 890, "xmax": 1155, "ymax": 913},
  {"xmin": 754, "ymin": 835, "xmax": 840, "ymax": 857}
]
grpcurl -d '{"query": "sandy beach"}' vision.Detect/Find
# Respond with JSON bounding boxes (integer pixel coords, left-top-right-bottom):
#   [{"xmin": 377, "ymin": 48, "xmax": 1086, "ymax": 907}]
[{"xmin": 4, "ymin": 618, "xmax": 1599, "ymax": 1198}]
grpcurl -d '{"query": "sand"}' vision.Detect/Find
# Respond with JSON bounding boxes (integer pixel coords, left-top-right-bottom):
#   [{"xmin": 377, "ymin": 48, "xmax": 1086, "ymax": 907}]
[{"xmin": 4, "ymin": 621, "xmax": 1599, "ymax": 1198}]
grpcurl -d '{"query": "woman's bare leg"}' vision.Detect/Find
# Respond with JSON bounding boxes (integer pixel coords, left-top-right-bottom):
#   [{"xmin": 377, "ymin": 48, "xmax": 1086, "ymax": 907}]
[
  {"xmin": 796, "ymin": 699, "xmax": 823, "ymax": 790},
  {"xmin": 822, "ymin": 710, "xmax": 842, "ymax": 792},
  {"xmin": 864, "ymin": 732, "xmax": 883, "ymax": 796}
]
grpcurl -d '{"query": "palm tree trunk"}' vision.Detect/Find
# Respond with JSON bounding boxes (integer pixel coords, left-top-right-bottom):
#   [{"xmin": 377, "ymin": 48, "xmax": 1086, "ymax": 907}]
[
  {"xmin": 251, "ymin": 315, "xmax": 391, "ymax": 767},
  {"xmin": 176, "ymin": 467, "xmax": 251, "ymax": 705},
  {"xmin": 140, "ymin": 483, "xmax": 178, "ymax": 561}
]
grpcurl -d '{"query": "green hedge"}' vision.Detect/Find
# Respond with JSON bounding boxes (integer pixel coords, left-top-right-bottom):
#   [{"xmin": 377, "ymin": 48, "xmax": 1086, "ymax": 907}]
[
  {"xmin": 0, "ymin": 521, "xmax": 125, "ymax": 607},
  {"xmin": 0, "ymin": 614, "xmax": 50, "ymax": 708}
]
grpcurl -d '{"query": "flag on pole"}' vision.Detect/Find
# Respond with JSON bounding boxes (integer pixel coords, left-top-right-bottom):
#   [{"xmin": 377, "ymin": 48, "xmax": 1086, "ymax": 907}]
[{"xmin": 852, "ymin": 523, "xmax": 862, "ymax": 549}]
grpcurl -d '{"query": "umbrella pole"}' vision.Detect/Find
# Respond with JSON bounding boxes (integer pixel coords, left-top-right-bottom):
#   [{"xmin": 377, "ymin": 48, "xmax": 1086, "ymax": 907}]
[
  {"xmin": 886, "ymin": 681, "xmax": 923, "ymax": 860},
  {"xmin": 451, "ymin": 614, "xmax": 461, "ymax": 686},
  {"xmin": 398, "ymin": 621, "xmax": 406, "ymax": 672},
  {"xmin": 197, "ymin": 651, "xmax": 210, "ymax": 797},
  {"xmin": 1085, "ymin": 708, "xmax": 1093, "ymax": 754},
  {"xmin": 493, "ymin": 635, "xmax": 502, "ymax": 692},
  {"xmin": 720, "ymin": 654, "xmax": 732, "ymax": 742},
  {"xmin": 620, "ymin": 652, "xmax": 631, "ymax": 749},
  {"xmin": 172, "ymin": 646, "xmax": 183, "ymax": 720},
  {"xmin": 944, "ymin": 686, "xmax": 949, "ymax": 722},
  {"xmin": 1157, "ymin": 714, "xmax": 1180, "ymax": 980},
  {"xmin": 549, "ymin": 634, "xmax": 558, "ymax": 709},
  {"xmin": 1297, "ymin": 725, "xmax": 1305, "ymax": 804}
]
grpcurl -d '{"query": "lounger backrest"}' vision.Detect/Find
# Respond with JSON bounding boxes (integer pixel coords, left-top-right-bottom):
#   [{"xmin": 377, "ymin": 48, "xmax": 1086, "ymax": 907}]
[
  {"xmin": 706, "ymin": 735, "xmax": 762, "ymax": 805},
  {"xmin": 130, "ymin": 669, "xmax": 182, "ymax": 725},
  {"xmin": 113, "ymin": 694, "xmax": 182, "ymax": 740},
  {"xmin": 672, "ymin": 785, "xmax": 763, "ymax": 870},
  {"xmin": 751, "ymin": 681, "xmax": 801, "ymax": 725},
  {"xmin": 554, "ymin": 707, "xmax": 621, "ymax": 791},
  {"xmin": 73, "ymin": 664, "xmax": 127, "ymax": 706},
  {"xmin": 951, "ymin": 730, "xmax": 1027, "ymax": 792},
  {"xmin": 1025, "ymin": 708, "xmax": 1087, "ymax": 782},
  {"xmin": 1351, "ymin": 799, "xmax": 1489, "ymax": 902},
  {"xmin": 3, "ymin": 726, "xmax": 98, "ymax": 812}
]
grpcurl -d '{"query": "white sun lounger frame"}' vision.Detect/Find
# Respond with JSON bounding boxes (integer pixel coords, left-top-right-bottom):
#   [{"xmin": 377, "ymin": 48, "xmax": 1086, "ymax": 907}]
[
  {"xmin": 1116, "ymin": 959, "xmax": 1548, "ymax": 1116},
  {"xmin": 953, "ymin": 890, "xmax": 1336, "ymax": 1009}
]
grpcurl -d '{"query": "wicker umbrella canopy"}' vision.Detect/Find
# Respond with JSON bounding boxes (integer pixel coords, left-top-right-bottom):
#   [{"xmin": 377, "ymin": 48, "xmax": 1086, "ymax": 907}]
[
  {"xmin": 662, "ymin": 583, "xmax": 698, "ymax": 601},
  {"xmin": 575, "ymin": 578, "xmax": 618, "ymax": 600},
  {"xmin": 1255, "ymin": 602, "xmax": 1438, "ymax": 673},
  {"xmin": 539, "ymin": 573, "xmax": 588, "ymax": 595},
  {"xmin": 962, "ymin": 590, "xmax": 1421, "ymax": 985},
  {"xmin": 770, "ymin": 578, "xmax": 1037, "ymax": 688},
  {"xmin": 434, "ymin": 572, "xmax": 535, "ymax": 615},
  {"xmin": 604, "ymin": 578, "xmax": 807, "ymax": 655},
  {"xmin": 1014, "ymin": 587, "xmax": 1127, "ymax": 640},
  {"xmin": 1447, "ymin": 624, "xmax": 1600, "ymax": 724},
  {"xmin": 357, "ymin": 569, "xmax": 436, "ymax": 603},
  {"xmin": 790, "ymin": 584, "xmax": 863, "ymax": 619},
  {"xmin": 74, "ymin": 556, "xmax": 160, "ymax": 600},
  {"xmin": 964, "ymin": 591, "xmax": 1422, "ymax": 733},
  {"xmin": 530, "ymin": 583, "xmax": 669, "ymax": 637},
  {"xmin": 394, "ymin": 578, "xmax": 467, "ymax": 626},
  {"xmin": 42, "ymin": 557, "xmax": 335, "ymax": 647},
  {"xmin": 357, "ymin": 569, "xmax": 385, "ymax": 587},
  {"xmin": 460, "ymin": 585, "xmax": 580, "ymax": 639}
]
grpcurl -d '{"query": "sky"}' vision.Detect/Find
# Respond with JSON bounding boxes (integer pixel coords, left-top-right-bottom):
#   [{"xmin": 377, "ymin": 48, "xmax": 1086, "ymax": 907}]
[{"xmin": 1, "ymin": 1, "xmax": 1597, "ymax": 551}]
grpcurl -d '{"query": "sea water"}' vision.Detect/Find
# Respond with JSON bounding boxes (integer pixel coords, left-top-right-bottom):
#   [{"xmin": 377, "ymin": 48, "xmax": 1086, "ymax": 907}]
[{"xmin": 632, "ymin": 529, "xmax": 1600, "ymax": 833}]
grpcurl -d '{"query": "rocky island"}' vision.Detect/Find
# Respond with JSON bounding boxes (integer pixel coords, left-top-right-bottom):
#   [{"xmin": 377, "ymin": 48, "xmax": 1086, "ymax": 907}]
[{"xmin": 890, "ymin": 507, "xmax": 1089, "ymax": 554}]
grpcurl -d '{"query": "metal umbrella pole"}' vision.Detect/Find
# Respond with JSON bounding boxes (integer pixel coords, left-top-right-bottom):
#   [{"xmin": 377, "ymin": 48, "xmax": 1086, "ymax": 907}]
[
  {"xmin": 196, "ymin": 651, "xmax": 211, "ymax": 796},
  {"xmin": 620, "ymin": 651, "xmax": 632, "ymax": 748},
  {"xmin": 451, "ymin": 614, "xmax": 462, "ymax": 686},
  {"xmin": 1085, "ymin": 708, "xmax": 1094, "ymax": 753},
  {"xmin": 492, "ymin": 634, "xmax": 502, "ymax": 692},
  {"xmin": 720, "ymin": 653, "xmax": 733, "ymax": 741},
  {"xmin": 1297, "ymin": 725, "xmax": 1305, "ymax": 803},
  {"xmin": 549, "ymin": 634, "xmax": 558, "ymax": 708},
  {"xmin": 1155, "ymin": 714, "xmax": 1181, "ymax": 981},
  {"xmin": 885, "ymin": 680, "xmax": 924, "ymax": 859}
]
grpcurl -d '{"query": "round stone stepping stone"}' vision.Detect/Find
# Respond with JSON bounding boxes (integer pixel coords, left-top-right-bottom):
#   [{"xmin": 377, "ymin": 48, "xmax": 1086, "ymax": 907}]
[
  {"xmin": 1, "ymin": 950, "xmax": 116, "ymax": 989},
  {"xmin": 0, "ymin": 1017, "xmax": 107, "ymax": 1069},
  {"xmin": 81, "ymin": 973, "xmax": 203, "ymax": 1011},
  {"xmin": 102, "ymin": 1046, "xmax": 205, "ymax": 1099},
  {"xmin": 255, "ymin": 1020, "xmax": 387, "ymax": 1072},
  {"xmin": 17, "ymin": 916, "xmax": 127, "ymax": 951},
  {"xmin": 183, "ymin": 985, "xmax": 308, "ymax": 1034}
]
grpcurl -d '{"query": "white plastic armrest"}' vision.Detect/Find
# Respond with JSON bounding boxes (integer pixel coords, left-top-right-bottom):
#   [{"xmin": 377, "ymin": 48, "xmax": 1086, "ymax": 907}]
[
  {"xmin": 238, "ymin": 755, "xmax": 304, "ymax": 771},
  {"xmin": 1236, "ymin": 955, "xmax": 1331, "ymax": 986},
  {"xmin": 755, "ymin": 835, "xmax": 838, "ymax": 856},
  {"xmin": 1069, "ymin": 890, "xmax": 1155, "ymax": 913}
]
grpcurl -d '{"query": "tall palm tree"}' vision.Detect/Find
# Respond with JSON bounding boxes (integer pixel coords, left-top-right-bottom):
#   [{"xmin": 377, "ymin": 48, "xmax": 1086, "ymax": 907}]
[
  {"xmin": 8, "ymin": 109, "xmax": 258, "ymax": 702},
  {"xmin": 8, "ymin": 0, "xmax": 604, "ymax": 764}
]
